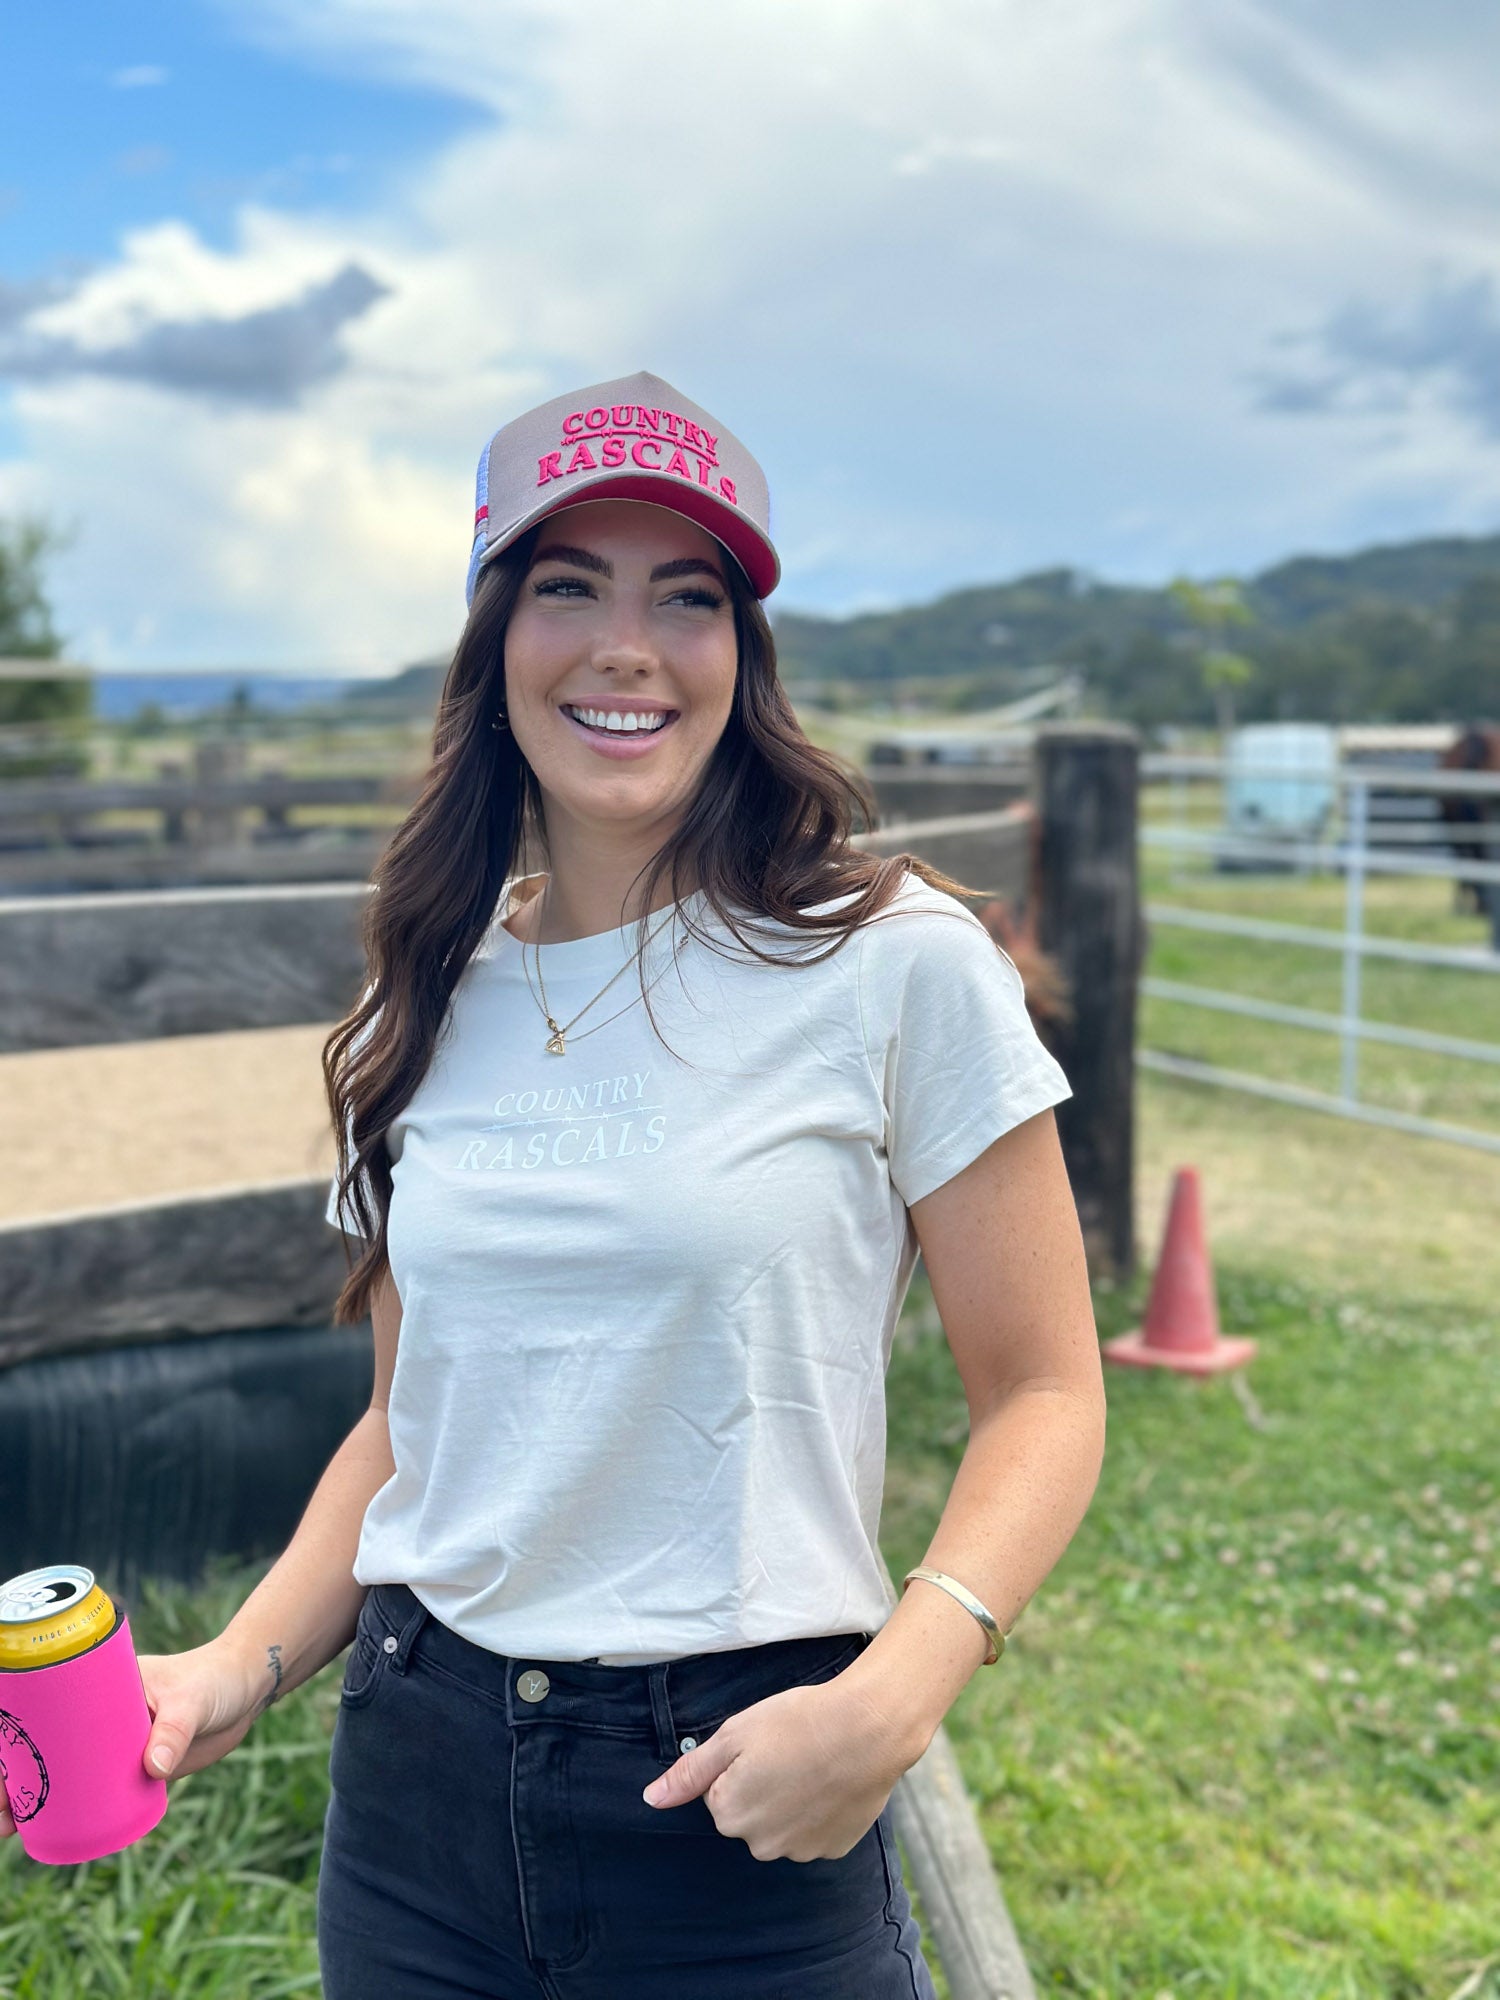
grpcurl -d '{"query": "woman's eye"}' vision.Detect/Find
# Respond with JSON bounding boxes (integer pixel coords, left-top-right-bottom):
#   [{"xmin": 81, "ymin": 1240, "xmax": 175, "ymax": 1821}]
[{"xmin": 530, "ymin": 577, "xmax": 723, "ymax": 609}]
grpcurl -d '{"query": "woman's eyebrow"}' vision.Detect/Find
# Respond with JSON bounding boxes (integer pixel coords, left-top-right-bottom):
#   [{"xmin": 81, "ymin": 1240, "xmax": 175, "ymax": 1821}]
[
  {"xmin": 531, "ymin": 543, "xmax": 727, "ymax": 588},
  {"xmin": 533, "ymin": 542, "xmax": 608, "ymax": 575},
  {"xmin": 651, "ymin": 556, "xmax": 728, "ymax": 587}
]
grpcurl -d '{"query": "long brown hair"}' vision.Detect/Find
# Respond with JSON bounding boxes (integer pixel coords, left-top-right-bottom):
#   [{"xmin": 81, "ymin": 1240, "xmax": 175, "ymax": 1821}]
[{"xmin": 323, "ymin": 522, "xmax": 986, "ymax": 1323}]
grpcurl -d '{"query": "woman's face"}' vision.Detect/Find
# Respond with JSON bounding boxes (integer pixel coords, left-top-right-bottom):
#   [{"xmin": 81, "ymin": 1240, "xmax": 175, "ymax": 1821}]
[{"xmin": 502, "ymin": 498, "xmax": 740, "ymax": 839}]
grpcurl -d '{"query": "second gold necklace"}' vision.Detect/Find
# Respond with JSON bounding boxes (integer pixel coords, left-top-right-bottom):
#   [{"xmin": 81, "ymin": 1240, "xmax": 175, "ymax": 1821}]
[{"xmin": 518, "ymin": 884, "xmax": 684, "ymax": 1055}]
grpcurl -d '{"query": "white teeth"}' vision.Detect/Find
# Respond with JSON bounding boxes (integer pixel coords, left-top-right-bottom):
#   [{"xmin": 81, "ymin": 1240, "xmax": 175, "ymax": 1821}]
[{"xmin": 566, "ymin": 705, "xmax": 668, "ymax": 734}]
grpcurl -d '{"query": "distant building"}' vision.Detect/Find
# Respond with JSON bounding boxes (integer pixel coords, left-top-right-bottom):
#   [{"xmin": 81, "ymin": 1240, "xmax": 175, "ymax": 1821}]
[
  {"xmin": 1221, "ymin": 721, "xmax": 1465, "ymax": 861},
  {"xmin": 1223, "ymin": 723, "xmax": 1338, "ymax": 845}
]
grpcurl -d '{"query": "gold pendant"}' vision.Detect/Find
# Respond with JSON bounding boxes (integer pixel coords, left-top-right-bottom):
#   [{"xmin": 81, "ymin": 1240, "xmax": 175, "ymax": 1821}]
[{"xmin": 545, "ymin": 1027, "xmax": 566, "ymax": 1054}]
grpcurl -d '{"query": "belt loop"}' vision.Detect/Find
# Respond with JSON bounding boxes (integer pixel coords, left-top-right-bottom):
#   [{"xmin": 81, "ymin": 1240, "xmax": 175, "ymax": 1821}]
[
  {"xmin": 390, "ymin": 1588, "xmax": 430, "ymax": 1675},
  {"xmin": 647, "ymin": 1662, "xmax": 677, "ymax": 1761}
]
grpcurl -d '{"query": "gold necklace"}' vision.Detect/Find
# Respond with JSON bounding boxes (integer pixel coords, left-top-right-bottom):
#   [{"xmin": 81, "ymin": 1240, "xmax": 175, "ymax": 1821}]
[{"xmin": 516, "ymin": 882, "xmax": 685, "ymax": 1055}]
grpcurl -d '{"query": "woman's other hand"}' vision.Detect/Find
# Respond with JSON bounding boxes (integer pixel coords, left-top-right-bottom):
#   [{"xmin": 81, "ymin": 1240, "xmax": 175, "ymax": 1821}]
[
  {"xmin": 0, "ymin": 1637, "xmax": 270, "ymax": 1841},
  {"xmin": 640, "ymin": 1672, "xmax": 918, "ymax": 1862}
]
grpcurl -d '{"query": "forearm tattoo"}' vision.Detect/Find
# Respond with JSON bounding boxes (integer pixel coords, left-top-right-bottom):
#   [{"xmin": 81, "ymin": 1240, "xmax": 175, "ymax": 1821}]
[{"xmin": 253, "ymin": 1643, "xmax": 285, "ymax": 1717}]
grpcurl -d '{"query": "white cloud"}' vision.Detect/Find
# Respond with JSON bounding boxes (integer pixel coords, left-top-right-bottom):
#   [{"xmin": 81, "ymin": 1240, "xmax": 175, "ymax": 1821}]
[
  {"xmin": 1, "ymin": 256, "xmax": 389, "ymax": 405},
  {"xmin": 0, "ymin": 377, "xmax": 468, "ymax": 670},
  {"xmin": 109, "ymin": 65, "xmax": 169, "ymax": 90},
  {"xmin": 4, "ymin": 0, "xmax": 1499, "ymax": 665}
]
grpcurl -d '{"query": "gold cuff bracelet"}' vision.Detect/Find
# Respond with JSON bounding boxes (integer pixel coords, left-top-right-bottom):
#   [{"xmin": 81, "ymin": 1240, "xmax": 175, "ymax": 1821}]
[{"xmin": 902, "ymin": 1565, "xmax": 1005, "ymax": 1666}]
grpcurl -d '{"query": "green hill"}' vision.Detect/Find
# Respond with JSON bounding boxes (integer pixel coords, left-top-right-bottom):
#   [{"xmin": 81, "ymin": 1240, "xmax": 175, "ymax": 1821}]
[
  {"xmin": 772, "ymin": 532, "xmax": 1500, "ymax": 727},
  {"xmin": 1248, "ymin": 533, "xmax": 1500, "ymax": 628}
]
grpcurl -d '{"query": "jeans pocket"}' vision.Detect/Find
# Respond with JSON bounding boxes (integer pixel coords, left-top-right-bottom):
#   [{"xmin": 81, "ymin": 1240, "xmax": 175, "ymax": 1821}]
[
  {"xmin": 681, "ymin": 1631, "xmax": 873, "ymax": 1745},
  {"xmin": 792, "ymin": 1632, "xmax": 871, "ymax": 1689},
  {"xmin": 339, "ymin": 1611, "xmax": 392, "ymax": 1709}
]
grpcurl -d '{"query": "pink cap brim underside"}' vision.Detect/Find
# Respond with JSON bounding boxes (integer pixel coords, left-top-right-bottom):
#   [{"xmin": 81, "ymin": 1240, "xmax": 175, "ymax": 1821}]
[{"xmin": 479, "ymin": 476, "xmax": 779, "ymax": 598}]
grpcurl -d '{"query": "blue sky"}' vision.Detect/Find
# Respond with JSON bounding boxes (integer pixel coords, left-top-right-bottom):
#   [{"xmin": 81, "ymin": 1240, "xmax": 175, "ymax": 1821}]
[
  {"xmin": 1, "ymin": 5, "xmax": 480, "ymax": 270},
  {"xmin": 2, "ymin": 1, "xmax": 1499, "ymax": 670}
]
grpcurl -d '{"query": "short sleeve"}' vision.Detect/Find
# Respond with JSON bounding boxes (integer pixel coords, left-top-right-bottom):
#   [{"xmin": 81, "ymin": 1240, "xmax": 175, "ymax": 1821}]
[{"xmin": 857, "ymin": 888, "xmax": 1073, "ymax": 1208}]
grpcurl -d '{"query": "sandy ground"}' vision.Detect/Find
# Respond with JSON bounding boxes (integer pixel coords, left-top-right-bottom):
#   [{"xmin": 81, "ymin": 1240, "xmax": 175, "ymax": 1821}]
[
  {"xmin": 0, "ymin": 1026, "xmax": 339, "ymax": 1221},
  {"xmin": 2, "ymin": 1032, "xmax": 1494, "ymax": 1313}
]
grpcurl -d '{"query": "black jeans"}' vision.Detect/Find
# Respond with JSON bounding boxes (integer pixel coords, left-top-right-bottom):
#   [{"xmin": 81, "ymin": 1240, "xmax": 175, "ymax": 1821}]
[{"xmin": 317, "ymin": 1582, "xmax": 939, "ymax": 1998}]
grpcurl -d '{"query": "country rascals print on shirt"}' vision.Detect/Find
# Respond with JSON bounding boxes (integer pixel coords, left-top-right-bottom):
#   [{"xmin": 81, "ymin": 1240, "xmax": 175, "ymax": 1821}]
[{"xmin": 454, "ymin": 1066, "xmax": 665, "ymax": 1175}]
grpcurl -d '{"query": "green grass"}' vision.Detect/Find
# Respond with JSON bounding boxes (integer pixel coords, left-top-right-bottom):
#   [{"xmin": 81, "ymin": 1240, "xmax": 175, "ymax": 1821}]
[
  {"xmin": 6, "ymin": 1254, "xmax": 1496, "ymax": 1996},
  {"xmin": 0, "ymin": 1558, "xmax": 335, "ymax": 1996},
  {"xmin": 886, "ymin": 1264, "xmax": 1500, "ymax": 2000},
  {"xmin": 1134, "ymin": 1073, "xmax": 1500, "ymax": 1320}
]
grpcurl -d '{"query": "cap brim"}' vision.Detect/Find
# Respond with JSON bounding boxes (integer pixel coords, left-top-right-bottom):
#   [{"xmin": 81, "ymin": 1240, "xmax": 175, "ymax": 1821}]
[{"xmin": 474, "ymin": 475, "xmax": 779, "ymax": 599}]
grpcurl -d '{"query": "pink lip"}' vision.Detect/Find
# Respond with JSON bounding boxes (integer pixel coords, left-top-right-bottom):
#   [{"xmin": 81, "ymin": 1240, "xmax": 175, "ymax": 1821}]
[{"xmin": 559, "ymin": 704, "xmax": 681, "ymax": 759}]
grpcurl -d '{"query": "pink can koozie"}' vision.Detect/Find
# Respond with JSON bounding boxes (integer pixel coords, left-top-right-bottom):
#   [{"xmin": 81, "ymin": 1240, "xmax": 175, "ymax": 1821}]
[{"xmin": 1, "ymin": 1564, "xmax": 168, "ymax": 1866}]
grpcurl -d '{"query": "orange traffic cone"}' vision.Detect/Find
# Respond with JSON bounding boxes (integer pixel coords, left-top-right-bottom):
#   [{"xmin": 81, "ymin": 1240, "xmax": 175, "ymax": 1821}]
[{"xmin": 1103, "ymin": 1166, "xmax": 1256, "ymax": 1375}]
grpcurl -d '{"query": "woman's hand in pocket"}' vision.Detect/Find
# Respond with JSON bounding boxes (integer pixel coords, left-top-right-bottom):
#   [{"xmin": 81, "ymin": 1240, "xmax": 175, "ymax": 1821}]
[{"xmin": 640, "ymin": 1675, "xmax": 917, "ymax": 1863}]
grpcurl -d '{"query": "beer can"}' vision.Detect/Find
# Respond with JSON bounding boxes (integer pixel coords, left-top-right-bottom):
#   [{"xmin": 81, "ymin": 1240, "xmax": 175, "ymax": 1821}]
[
  {"xmin": 0, "ymin": 1562, "xmax": 165, "ymax": 1863},
  {"xmin": 0, "ymin": 1565, "xmax": 119, "ymax": 1672}
]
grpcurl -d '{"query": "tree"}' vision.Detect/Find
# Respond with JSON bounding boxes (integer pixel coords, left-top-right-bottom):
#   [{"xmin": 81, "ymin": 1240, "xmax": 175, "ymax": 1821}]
[
  {"xmin": 1443, "ymin": 575, "xmax": 1500, "ymax": 719},
  {"xmin": 0, "ymin": 515, "xmax": 64, "ymax": 660},
  {"xmin": 226, "ymin": 681, "xmax": 257, "ymax": 733},
  {"xmin": 0, "ymin": 515, "xmax": 90, "ymax": 774},
  {"xmin": 1168, "ymin": 576, "xmax": 1256, "ymax": 740}
]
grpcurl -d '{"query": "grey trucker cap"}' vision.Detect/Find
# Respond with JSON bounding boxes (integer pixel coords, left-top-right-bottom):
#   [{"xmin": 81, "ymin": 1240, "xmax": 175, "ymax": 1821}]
[{"xmin": 464, "ymin": 369, "xmax": 780, "ymax": 607}]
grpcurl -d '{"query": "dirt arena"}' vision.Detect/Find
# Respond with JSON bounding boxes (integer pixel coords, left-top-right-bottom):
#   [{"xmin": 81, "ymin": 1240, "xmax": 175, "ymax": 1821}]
[{"xmin": 0, "ymin": 1026, "xmax": 339, "ymax": 1222}]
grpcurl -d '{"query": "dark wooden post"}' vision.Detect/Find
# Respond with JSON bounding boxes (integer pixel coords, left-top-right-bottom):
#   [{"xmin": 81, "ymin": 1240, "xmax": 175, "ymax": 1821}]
[
  {"xmin": 261, "ymin": 765, "xmax": 291, "ymax": 835},
  {"xmin": 1034, "ymin": 724, "xmax": 1143, "ymax": 1280},
  {"xmin": 160, "ymin": 760, "xmax": 187, "ymax": 844}
]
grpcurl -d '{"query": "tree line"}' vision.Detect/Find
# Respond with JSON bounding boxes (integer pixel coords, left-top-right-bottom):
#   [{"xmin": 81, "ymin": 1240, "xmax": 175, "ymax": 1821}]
[
  {"xmin": 4, "ymin": 511, "xmax": 1497, "ymax": 739},
  {"xmin": 773, "ymin": 534, "xmax": 1500, "ymax": 729}
]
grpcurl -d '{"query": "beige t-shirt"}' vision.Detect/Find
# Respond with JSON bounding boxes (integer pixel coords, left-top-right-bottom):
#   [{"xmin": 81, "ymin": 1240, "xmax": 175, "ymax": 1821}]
[{"xmin": 327, "ymin": 872, "xmax": 1071, "ymax": 1663}]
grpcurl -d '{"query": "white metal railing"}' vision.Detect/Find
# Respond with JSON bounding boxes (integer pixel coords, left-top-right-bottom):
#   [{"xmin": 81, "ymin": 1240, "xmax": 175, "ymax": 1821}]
[
  {"xmin": 1139, "ymin": 753, "xmax": 1500, "ymax": 1155},
  {"xmin": 1140, "ymin": 753, "xmax": 1500, "ymax": 797},
  {"xmin": 1135, "ymin": 1051, "xmax": 1500, "ymax": 1157},
  {"xmin": 1142, "ymin": 977, "xmax": 1500, "ymax": 1066},
  {"xmin": 1142, "ymin": 903, "xmax": 1500, "ymax": 972},
  {"xmin": 1146, "ymin": 825, "xmax": 1500, "ymax": 886}
]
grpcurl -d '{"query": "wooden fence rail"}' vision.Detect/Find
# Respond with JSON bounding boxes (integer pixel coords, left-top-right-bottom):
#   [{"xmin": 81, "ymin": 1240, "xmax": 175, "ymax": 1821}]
[
  {"xmin": 0, "ymin": 746, "xmax": 1028, "ymax": 895},
  {"xmin": 883, "ymin": 1624, "xmax": 1039, "ymax": 1999}
]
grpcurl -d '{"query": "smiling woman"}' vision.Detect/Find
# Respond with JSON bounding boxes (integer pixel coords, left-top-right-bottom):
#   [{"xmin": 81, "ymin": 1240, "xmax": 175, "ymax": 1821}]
[
  {"xmin": 496, "ymin": 503, "xmax": 740, "ymax": 838},
  {"xmin": 121, "ymin": 367, "xmax": 1101, "ymax": 1999}
]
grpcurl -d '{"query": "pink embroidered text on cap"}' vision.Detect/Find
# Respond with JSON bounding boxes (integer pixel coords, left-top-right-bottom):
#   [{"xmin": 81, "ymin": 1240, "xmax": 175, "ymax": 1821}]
[
  {"xmin": 536, "ymin": 403, "xmax": 736, "ymax": 507},
  {"xmin": 464, "ymin": 370, "xmax": 778, "ymax": 608}
]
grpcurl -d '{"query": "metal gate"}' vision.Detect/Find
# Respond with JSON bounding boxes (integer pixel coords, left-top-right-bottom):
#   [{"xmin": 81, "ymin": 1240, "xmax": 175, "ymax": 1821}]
[{"xmin": 1138, "ymin": 753, "xmax": 1500, "ymax": 1156}]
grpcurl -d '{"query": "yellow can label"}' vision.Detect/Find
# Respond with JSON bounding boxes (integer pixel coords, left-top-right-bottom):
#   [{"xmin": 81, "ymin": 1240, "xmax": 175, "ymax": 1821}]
[{"xmin": 0, "ymin": 1567, "xmax": 118, "ymax": 1669}]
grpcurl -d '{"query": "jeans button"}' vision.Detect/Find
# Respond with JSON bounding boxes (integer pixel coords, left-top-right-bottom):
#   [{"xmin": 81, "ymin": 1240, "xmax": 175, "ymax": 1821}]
[
  {"xmin": 382, "ymin": 1636, "xmax": 398, "ymax": 1654},
  {"xmin": 678, "ymin": 1734, "xmax": 697, "ymax": 1752},
  {"xmin": 517, "ymin": 1669, "xmax": 551, "ymax": 1702}
]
